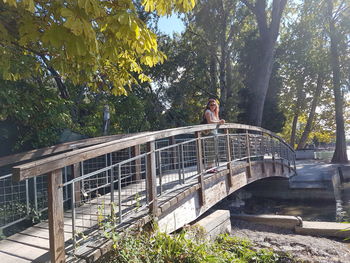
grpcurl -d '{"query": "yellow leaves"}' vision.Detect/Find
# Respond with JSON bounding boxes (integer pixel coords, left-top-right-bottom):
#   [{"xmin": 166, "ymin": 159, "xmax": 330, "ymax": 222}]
[
  {"xmin": 138, "ymin": 73, "xmax": 151, "ymax": 83},
  {"xmin": 131, "ymin": 21, "xmax": 140, "ymax": 39},
  {"xmin": 142, "ymin": 0, "xmax": 155, "ymax": 13},
  {"xmin": 181, "ymin": 0, "xmax": 196, "ymax": 12},
  {"xmin": 1, "ymin": 0, "xmax": 194, "ymax": 95},
  {"xmin": 118, "ymin": 13, "xmax": 131, "ymax": 26},
  {"xmin": 61, "ymin": 8, "xmax": 95, "ymax": 41},
  {"xmin": 3, "ymin": 71, "xmax": 21, "ymax": 81},
  {"xmin": 3, "ymin": 0, "xmax": 35, "ymax": 12},
  {"xmin": 141, "ymin": 0, "xmax": 196, "ymax": 16},
  {"xmin": 130, "ymin": 61, "xmax": 142, "ymax": 73},
  {"xmin": 23, "ymin": 0, "xmax": 35, "ymax": 12},
  {"xmin": 2, "ymin": 0, "xmax": 17, "ymax": 8},
  {"xmin": 144, "ymin": 56, "xmax": 153, "ymax": 66},
  {"xmin": 77, "ymin": 0, "xmax": 103, "ymax": 17},
  {"xmin": 311, "ymin": 131, "xmax": 334, "ymax": 144}
]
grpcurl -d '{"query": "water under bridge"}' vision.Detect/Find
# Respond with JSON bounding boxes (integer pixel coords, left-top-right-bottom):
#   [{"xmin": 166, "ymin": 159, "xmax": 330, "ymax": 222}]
[{"xmin": 0, "ymin": 123, "xmax": 296, "ymax": 262}]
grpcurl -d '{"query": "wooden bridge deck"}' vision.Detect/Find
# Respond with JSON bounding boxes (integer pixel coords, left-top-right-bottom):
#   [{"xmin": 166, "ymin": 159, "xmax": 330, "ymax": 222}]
[{"xmin": 0, "ymin": 164, "xmax": 220, "ymax": 262}]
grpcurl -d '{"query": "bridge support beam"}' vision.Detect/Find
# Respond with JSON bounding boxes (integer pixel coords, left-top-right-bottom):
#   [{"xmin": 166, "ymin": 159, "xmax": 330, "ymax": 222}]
[{"xmin": 48, "ymin": 169, "xmax": 65, "ymax": 263}]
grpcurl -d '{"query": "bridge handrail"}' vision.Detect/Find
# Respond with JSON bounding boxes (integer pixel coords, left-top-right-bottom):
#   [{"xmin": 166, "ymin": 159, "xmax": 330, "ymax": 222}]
[
  {"xmin": 12, "ymin": 123, "xmax": 292, "ymax": 182},
  {"xmin": 0, "ymin": 133, "xmax": 147, "ymax": 168}
]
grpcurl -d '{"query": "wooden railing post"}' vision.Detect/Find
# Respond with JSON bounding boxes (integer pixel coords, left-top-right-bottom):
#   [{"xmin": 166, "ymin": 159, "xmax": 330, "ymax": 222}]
[
  {"xmin": 271, "ymin": 136, "xmax": 276, "ymax": 173},
  {"xmin": 261, "ymin": 133, "xmax": 266, "ymax": 174},
  {"xmin": 133, "ymin": 145, "xmax": 141, "ymax": 181},
  {"xmin": 195, "ymin": 131, "xmax": 206, "ymax": 206},
  {"xmin": 72, "ymin": 163, "xmax": 81, "ymax": 203},
  {"xmin": 287, "ymin": 148, "xmax": 291, "ymax": 173},
  {"xmin": 224, "ymin": 129, "xmax": 233, "ymax": 187},
  {"xmin": 170, "ymin": 136, "xmax": 177, "ymax": 169},
  {"xmin": 245, "ymin": 130, "xmax": 252, "ymax": 178},
  {"xmin": 146, "ymin": 142, "xmax": 158, "ymax": 217},
  {"xmin": 280, "ymin": 142, "xmax": 285, "ymax": 173},
  {"xmin": 48, "ymin": 169, "xmax": 65, "ymax": 263},
  {"xmin": 293, "ymin": 152, "xmax": 297, "ymax": 173}
]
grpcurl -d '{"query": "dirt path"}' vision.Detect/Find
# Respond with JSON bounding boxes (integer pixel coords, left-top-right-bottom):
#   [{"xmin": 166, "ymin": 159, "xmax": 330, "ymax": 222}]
[{"xmin": 230, "ymin": 220, "xmax": 350, "ymax": 263}]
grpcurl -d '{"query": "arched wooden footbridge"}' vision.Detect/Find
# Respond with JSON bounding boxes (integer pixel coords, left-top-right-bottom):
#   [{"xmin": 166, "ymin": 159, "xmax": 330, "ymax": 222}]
[{"xmin": 0, "ymin": 123, "xmax": 296, "ymax": 262}]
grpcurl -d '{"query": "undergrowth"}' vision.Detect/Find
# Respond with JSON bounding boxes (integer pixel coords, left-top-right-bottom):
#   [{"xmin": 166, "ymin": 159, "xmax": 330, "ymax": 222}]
[{"xmin": 97, "ymin": 225, "xmax": 297, "ymax": 263}]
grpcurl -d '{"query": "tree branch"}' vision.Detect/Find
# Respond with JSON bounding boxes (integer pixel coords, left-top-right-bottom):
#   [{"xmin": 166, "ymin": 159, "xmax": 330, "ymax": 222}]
[
  {"xmin": 255, "ymin": 0, "xmax": 269, "ymax": 38},
  {"xmin": 270, "ymin": 0, "xmax": 287, "ymax": 40},
  {"xmin": 45, "ymin": 63, "xmax": 70, "ymax": 99},
  {"xmin": 10, "ymin": 42, "xmax": 70, "ymax": 99}
]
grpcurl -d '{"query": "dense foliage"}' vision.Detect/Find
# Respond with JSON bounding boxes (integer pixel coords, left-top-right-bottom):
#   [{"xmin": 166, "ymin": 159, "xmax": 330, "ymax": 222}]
[
  {"xmin": 0, "ymin": 0, "xmax": 349, "ymax": 162},
  {"xmin": 0, "ymin": 0, "xmax": 196, "ymax": 94}
]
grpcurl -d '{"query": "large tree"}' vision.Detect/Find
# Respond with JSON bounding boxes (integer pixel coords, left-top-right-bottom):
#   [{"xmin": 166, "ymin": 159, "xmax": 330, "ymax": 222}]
[
  {"xmin": 241, "ymin": 0, "xmax": 287, "ymax": 126},
  {"xmin": 326, "ymin": 0, "xmax": 349, "ymax": 163},
  {"xmin": 190, "ymin": 0, "xmax": 242, "ymax": 118},
  {"xmin": 279, "ymin": 0, "xmax": 329, "ymax": 148}
]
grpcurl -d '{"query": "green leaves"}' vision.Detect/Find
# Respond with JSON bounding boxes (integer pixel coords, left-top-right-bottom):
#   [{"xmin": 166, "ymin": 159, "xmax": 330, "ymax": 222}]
[{"xmin": 0, "ymin": 0, "xmax": 197, "ymax": 97}]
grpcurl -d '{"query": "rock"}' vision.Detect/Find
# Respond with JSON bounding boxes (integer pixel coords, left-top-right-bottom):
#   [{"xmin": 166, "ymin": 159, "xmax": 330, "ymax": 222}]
[{"xmin": 231, "ymin": 219, "xmax": 350, "ymax": 263}]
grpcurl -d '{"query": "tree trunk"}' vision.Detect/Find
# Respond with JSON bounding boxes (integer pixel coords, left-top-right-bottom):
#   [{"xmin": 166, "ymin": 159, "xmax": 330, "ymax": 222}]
[
  {"xmin": 328, "ymin": 0, "xmax": 348, "ymax": 163},
  {"xmin": 243, "ymin": 0, "xmax": 287, "ymax": 126},
  {"xmin": 209, "ymin": 49, "xmax": 218, "ymax": 96},
  {"xmin": 219, "ymin": 4, "xmax": 228, "ymax": 119},
  {"xmin": 248, "ymin": 43, "xmax": 275, "ymax": 126},
  {"xmin": 289, "ymin": 77, "xmax": 305, "ymax": 148},
  {"xmin": 297, "ymin": 75, "xmax": 323, "ymax": 149},
  {"xmin": 290, "ymin": 113, "xmax": 298, "ymax": 148}
]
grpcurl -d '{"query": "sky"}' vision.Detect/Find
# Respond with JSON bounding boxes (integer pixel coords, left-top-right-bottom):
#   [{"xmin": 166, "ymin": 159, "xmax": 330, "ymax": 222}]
[{"xmin": 158, "ymin": 14, "xmax": 185, "ymax": 35}]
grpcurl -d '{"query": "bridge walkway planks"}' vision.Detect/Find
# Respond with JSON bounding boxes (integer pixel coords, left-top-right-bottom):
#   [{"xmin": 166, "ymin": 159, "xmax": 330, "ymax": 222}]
[{"xmin": 0, "ymin": 162, "xmax": 227, "ymax": 263}]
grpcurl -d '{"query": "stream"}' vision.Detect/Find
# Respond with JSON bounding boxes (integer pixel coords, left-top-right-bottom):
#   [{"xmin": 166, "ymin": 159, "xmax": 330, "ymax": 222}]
[{"xmin": 224, "ymin": 148, "xmax": 350, "ymax": 222}]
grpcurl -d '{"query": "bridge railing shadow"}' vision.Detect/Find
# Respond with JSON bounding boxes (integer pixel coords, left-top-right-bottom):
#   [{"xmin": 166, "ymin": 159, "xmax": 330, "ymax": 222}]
[{"xmin": 0, "ymin": 123, "xmax": 296, "ymax": 262}]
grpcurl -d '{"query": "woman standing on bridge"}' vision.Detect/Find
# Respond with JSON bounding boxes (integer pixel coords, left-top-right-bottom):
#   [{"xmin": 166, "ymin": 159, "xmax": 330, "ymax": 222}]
[
  {"xmin": 201, "ymin": 99, "xmax": 225, "ymax": 173},
  {"xmin": 201, "ymin": 98, "xmax": 225, "ymax": 126}
]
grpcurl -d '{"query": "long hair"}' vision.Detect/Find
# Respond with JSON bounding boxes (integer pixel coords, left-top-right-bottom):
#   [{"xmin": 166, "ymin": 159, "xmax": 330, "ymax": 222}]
[{"xmin": 201, "ymin": 98, "xmax": 219, "ymax": 124}]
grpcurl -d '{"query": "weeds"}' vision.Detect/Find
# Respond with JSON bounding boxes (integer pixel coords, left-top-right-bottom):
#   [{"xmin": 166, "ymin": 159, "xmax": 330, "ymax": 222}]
[{"xmin": 97, "ymin": 230, "xmax": 297, "ymax": 263}]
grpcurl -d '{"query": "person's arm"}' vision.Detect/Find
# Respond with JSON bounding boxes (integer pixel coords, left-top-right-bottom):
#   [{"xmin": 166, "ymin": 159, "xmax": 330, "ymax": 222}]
[{"xmin": 205, "ymin": 111, "xmax": 225, "ymax": 124}]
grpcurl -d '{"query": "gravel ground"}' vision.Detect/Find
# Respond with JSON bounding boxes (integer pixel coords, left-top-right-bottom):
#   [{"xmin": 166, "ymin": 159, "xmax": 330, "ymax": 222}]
[{"xmin": 230, "ymin": 219, "xmax": 350, "ymax": 263}]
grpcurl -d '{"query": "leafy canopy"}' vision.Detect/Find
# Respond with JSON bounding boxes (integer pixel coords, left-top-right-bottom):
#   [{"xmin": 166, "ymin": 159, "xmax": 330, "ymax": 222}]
[{"xmin": 0, "ymin": 0, "xmax": 196, "ymax": 95}]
